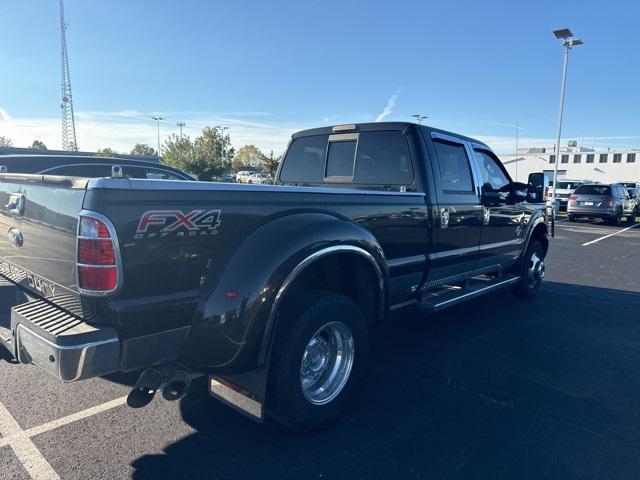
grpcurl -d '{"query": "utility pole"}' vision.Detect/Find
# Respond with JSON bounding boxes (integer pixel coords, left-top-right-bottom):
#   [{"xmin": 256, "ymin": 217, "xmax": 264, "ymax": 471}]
[
  {"xmin": 152, "ymin": 116, "xmax": 164, "ymax": 157},
  {"xmin": 59, "ymin": 0, "xmax": 78, "ymax": 151},
  {"xmin": 551, "ymin": 28, "xmax": 583, "ymax": 215},
  {"xmin": 177, "ymin": 122, "xmax": 186, "ymax": 137}
]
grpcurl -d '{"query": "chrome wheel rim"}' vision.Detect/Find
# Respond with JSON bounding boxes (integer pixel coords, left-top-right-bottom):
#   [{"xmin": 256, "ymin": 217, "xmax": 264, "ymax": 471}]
[
  {"xmin": 300, "ymin": 321, "xmax": 355, "ymax": 405},
  {"xmin": 527, "ymin": 252, "xmax": 545, "ymax": 288}
]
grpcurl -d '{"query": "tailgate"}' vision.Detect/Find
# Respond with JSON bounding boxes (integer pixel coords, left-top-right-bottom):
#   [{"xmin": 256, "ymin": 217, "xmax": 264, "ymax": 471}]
[{"xmin": 0, "ymin": 174, "xmax": 88, "ymax": 312}]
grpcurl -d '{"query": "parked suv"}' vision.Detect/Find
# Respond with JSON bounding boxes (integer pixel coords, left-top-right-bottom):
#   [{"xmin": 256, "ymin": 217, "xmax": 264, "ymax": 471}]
[{"xmin": 568, "ymin": 183, "xmax": 635, "ymax": 225}]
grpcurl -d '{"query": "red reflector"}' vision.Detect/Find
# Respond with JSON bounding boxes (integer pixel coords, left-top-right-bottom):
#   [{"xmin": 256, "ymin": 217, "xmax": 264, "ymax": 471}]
[
  {"xmin": 78, "ymin": 239, "xmax": 115, "ymax": 265},
  {"xmin": 78, "ymin": 266, "xmax": 117, "ymax": 291},
  {"xmin": 80, "ymin": 217, "xmax": 110, "ymax": 238},
  {"xmin": 569, "ymin": 195, "xmax": 577, "ymax": 200},
  {"xmin": 225, "ymin": 290, "xmax": 239, "ymax": 299}
]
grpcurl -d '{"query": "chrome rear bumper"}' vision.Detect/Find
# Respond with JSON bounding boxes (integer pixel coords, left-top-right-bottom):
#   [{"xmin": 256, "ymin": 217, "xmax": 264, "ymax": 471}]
[{"xmin": 10, "ymin": 299, "xmax": 120, "ymax": 381}]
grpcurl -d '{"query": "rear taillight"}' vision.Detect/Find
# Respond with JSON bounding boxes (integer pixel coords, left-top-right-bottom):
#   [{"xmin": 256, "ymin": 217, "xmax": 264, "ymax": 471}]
[
  {"xmin": 543, "ymin": 187, "xmax": 549, "ymax": 200},
  {"xmin": 569, "ymin": 195, "xmax": 578, "ymax": 200},
  {"xmin": 603, "ymin": 196, "xmax": 614, "ymax": 206},
  {"xmin": 77, "ymin": 212, "xmax": 120, "ymax": 294}
]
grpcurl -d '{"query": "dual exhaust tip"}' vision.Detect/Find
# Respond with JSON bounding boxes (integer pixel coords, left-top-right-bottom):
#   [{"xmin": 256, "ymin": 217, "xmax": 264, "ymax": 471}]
[{"xmin": 127, "ymin": 367, "xmax": 192, "ymax": 408}]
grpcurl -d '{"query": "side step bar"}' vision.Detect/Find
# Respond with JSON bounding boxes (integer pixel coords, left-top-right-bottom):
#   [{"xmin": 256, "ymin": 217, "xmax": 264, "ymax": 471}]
[{"xmin": 417, "ymin": 274, "xmax": 520, "ymax": 313}]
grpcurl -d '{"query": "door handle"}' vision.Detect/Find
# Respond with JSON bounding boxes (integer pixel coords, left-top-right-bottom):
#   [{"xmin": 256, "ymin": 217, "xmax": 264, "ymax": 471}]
[{"xmin": 440, "ymin": 208, "xmax": 450, "ymax": 228}]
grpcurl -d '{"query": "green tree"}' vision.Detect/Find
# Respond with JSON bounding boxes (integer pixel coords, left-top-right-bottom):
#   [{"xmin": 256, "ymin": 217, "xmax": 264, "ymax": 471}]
[
  {"xmin": 130, "ymin": 143, "xmax": 156, "ymax": 156},
  {"xmin": 96, "ymin": 147, "xmax": 118, "ymax": 157},
  {"xmin": 30, "ymin": 140, "xmax": 47, "ymax": 150},
  {"xmin": 163, "ymin": 127, "xmax": 234, "ymax": 181},
  {"xmin": 262, "ymin": 150, "xmax": 282, "ymax": 179},
  {"xmin": 0, "ymin": 136, "xmax": 13, "ymax": 148},
  {"xmin": 232, "ymin": 144, "xmax": 264, "ymax": 171}
]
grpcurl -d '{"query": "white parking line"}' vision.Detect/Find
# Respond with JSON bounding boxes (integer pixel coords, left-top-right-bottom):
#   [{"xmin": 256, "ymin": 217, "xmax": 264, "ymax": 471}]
[
  {"xmin": 0, "ymin": 395, "xmax": 128, "ymax": 479},
  {"xmin": 0, "ymin": 401, "xmax": 60, "ymax": 480},
  {"xmin": 582, "ymin": 222, "xmax": 640, "ymax": 246}
]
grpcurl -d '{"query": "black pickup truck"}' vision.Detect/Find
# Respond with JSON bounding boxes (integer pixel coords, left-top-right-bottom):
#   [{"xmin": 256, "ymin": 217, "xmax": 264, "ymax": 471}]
[{"xmin": 0, "ymin": 122, "xmax": 550, "ymax": 432}]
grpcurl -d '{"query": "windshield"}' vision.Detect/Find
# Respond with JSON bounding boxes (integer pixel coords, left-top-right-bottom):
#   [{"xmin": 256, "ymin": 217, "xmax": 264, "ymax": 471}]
[{"xmin": 574, "ymin": 185, "xmax": 611, "ymax": 196}]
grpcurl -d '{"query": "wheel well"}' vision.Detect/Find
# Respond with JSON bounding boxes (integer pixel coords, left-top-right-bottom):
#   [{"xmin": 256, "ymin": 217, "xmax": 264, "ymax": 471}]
[
  {"xmin": 286, "ymin": 252, "xmax": 382, "ymax": 327},
  {"xmin": 531, "ymin": 223, "xmax": 549, "ymax": 257}
]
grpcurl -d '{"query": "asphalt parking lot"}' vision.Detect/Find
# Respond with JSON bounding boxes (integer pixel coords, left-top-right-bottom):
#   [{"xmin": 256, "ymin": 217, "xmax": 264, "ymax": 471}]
[{"xmin": 1, "ymin": 218, "xmax": 639, "ymax": 480}]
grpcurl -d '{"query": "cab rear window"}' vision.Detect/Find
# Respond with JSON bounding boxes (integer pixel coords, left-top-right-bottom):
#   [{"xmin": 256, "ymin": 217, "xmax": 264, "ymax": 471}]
[
  {"xmin": 280, "ymin": 131, "xmax": 414, "ymax": 186},
  {"xmin": 279, "ymin": 135, "xmax": 328, "ymax": 183}
]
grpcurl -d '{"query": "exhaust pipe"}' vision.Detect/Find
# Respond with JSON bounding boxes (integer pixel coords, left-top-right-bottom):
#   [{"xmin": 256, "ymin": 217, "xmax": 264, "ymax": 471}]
[
  {"xmin": 162, "ymin": 371, "xmax": 191, "ymax": 401},
  {"xmin": 127, "ymin": 368, "xmax": 163, "ymax": 408},
  {"xmin": 127, "ymin": 365, "xmax": 193, "ymax": 408}
]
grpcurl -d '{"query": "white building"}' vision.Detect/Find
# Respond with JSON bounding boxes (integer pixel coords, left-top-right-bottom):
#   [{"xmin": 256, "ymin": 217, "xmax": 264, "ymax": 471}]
[{"xmin": 499, "ymin": 142, "xmax": 640, "ymax": 185}]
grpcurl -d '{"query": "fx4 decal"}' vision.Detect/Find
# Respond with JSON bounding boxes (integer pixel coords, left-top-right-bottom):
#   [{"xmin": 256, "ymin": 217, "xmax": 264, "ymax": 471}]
[{"xmin": 135, "ymin": 209, "xmax": 221, "ymax": 239}]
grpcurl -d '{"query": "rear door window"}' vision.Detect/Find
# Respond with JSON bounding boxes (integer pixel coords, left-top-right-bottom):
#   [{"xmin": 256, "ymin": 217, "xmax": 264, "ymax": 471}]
[
  {"xmin": 353, "ymin": 131, "xmax": 414, "ymax": 185},
  {"xmin": 432, "ymin": 139, "xmax": 474, "ymax": 193},
  {"xmin": 279, "ymin": 135, "xmax": 328, "ymax": 183}
]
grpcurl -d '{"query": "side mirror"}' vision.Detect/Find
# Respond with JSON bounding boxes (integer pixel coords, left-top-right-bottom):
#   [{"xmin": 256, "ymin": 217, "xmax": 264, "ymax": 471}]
[
  {"xmin": 510, "ymin": 181, "xmax": 528, "ymax": 202},
  {"xmin": 527, "ymin": 172, "xmax": 545, "ymax": 203}
]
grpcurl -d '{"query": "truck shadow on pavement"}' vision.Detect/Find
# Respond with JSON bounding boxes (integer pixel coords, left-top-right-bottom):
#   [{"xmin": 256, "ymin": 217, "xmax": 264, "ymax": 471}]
[{"xmin": 129, "ymin": 281, "xmax": 639, "ymax": 479}]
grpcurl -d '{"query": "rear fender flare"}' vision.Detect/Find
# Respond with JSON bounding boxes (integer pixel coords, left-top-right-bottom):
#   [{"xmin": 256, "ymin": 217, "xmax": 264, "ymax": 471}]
[{"xmin": 182, "ymin": 213, "xmax": 388, "ymax": 374}]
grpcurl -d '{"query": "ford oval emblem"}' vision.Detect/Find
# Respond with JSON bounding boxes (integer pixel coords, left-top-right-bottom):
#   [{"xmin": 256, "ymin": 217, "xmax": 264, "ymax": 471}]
[{"xmin": 8, "ymin": 228, "xmax": 23, "ymax": 248}]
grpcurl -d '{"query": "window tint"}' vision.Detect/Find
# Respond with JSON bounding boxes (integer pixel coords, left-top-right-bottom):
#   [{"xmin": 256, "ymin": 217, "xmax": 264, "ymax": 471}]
[
  {"xmin": 353, "ymin": 131, "xmax": 413, "ymax": 185},
  {"xmin": 45, "ymin": 164, "xmax": 112, "ymax": 177},
  {"xmin": 549, "ymin": 155, "xmax": 556, "ymax": 163},
  {"xmin": 279, "ymin": 135, "xmax": 328, "ymax": 183},
  {"xmin": 474, "ymin": 150, "xmax": 510, "ymax": 192},
  {"xmin": 122, "ymin": 166, "xmax": 186, "ymax": 180},
  {"xmin": 573, "ymin": 154, "xmax": 581, "ymax": 163},
  {"xmin": 561, "ymin": 154, "xmax": 569, "ymax": 163},
  {"xmin": 613, "ymin": 153, "xmax": 622, "ymax": 163},
  {"xmin": 326, "ymin": 141, "xmax": 356, "ymax": 179},
  {"xmin": 599, "ymin": 154, "xmax": 608, "ymax": 163},
  {"xmin": 586, "ymin": 154, "xmax": 595, "ymax": 163},
  {"xmin": 627, "ymin": 153, "xmax": 636, "ymax": 163},
  {"xmin": 433, "ymin": 140, "xmax": 474, "ymax": 192},
  {"xmin": 574, "ymin": 185, "xmax": 611, "ymax": 196}
]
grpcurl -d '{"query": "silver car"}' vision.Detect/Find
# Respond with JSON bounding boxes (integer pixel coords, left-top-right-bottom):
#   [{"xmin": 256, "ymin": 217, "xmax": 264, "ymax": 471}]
[{"xmin": 567, "ymin": 183, "xmax": 635, "ymax": 225}]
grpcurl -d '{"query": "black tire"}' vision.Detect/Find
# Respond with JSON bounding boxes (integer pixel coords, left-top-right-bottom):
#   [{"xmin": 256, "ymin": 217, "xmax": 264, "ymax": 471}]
[
  {"xmin": 610, "ymin": 209, "xmax": 623, "ymax": 226},
  {"xmin": 567, "ymin": 214, "xmax": 575, "ymax": 222},
  {"xmin": 511, "ymin": 240, "xmax": 545, "ymax": 299},
  {"xmin": 267, "ymin": 290, "xmax": 370, "ymax": 432}
]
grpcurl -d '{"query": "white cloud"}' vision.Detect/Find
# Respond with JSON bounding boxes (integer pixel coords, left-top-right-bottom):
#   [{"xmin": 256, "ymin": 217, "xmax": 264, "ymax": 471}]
[
  {"xmin": 374, "ymin": 88, "xmax": 402, "ymax": 122},
  {"xmin": 0, "ymin": 108, "xmax": 300, "ymax": 154}
]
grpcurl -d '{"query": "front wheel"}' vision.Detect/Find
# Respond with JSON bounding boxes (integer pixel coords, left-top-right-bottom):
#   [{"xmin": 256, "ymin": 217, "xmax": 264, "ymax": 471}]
[
  {"xmin": 268, "ymin": 290, "xmax": 369, "ymax": 432},
  {"xmin": 511, "ymin": 240, "xmax": 545, "ymax": 299}
]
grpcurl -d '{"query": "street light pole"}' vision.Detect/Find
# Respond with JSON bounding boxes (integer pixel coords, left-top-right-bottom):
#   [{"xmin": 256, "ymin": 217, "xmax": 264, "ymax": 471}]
[
  {"xmin": 177, "ymin": 121, "xmax": 186, "ymax": 137},
  {"xmin": 152, "ymin": 116, "xmax": 164, "ymax": 157},
  {"xmin": 412, "ymin": 114, "xmax": 428, "ymax": 124},
  {"xmin": 515, "ymin": 123, "xmax": 519, "ymax": 182},
  {"xmin": 551, "ymin": 29, "xmax": 583, "ymax": 214}
]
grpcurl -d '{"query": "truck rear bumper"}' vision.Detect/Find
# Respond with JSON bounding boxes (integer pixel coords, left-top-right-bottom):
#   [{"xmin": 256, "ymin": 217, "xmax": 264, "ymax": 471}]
[
  {"xmin": 1, "ymin": 282, "xmax": 193, "ymax": 382},
  {"xmin": 6, "ymin": 298, "xmax": 120, "ymax": 382}
]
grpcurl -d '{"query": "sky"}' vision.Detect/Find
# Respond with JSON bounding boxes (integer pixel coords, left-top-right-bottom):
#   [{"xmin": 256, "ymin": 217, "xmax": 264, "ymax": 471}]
[{"xmin": 1, "ymin": 0, "xmax": 640, "ymax": 155}]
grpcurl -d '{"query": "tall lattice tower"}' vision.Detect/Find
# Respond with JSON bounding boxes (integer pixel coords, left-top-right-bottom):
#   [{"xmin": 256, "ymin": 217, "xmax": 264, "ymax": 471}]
[{"xmin": 59, "ymin": 0, "xmax": 78, "ymax": 150}]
